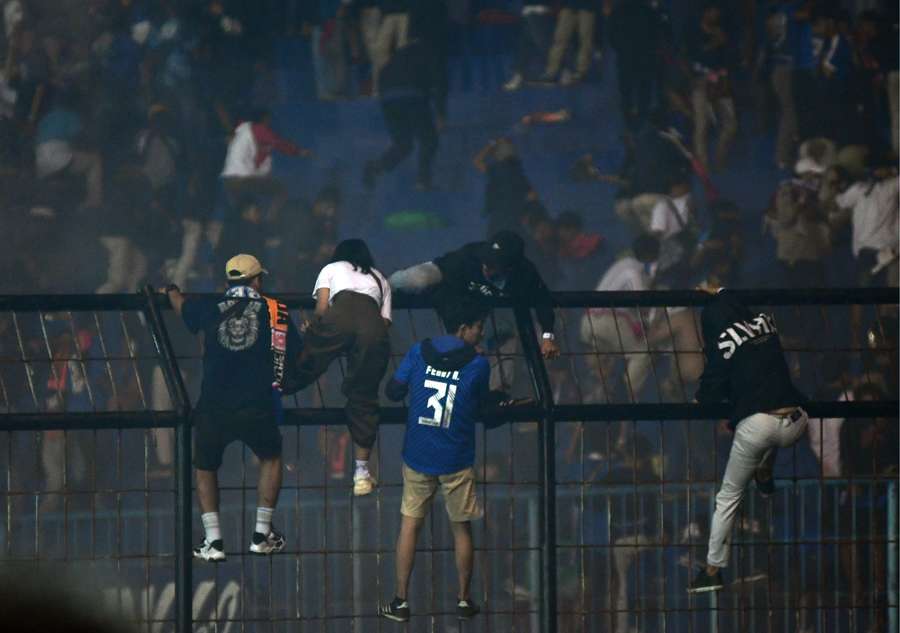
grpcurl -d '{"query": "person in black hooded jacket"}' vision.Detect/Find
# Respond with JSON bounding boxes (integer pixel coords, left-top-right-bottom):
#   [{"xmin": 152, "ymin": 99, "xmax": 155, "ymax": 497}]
[
  {"xmin": 388, "ymin": 230, "xmax": 560, "ymax": 360},
  {"xmin": 688, "ymin": 287, "xmax": 808, "ymax": 593}
]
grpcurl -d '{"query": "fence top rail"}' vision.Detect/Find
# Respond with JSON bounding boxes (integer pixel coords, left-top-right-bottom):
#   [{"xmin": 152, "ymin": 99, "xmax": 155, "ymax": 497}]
[
  {"xmin": 0, "ymin": 288, "xmax": 897, "ymax": 312},
  {"xmin": 3, "ymin": 400, "xmax": 896, "ymax": 430}
]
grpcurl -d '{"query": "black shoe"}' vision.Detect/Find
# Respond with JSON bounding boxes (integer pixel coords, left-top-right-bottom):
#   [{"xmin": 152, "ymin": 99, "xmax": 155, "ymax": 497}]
[
  {"xmin": 363, "ymin": 161, "xmax": 378, "ymax": 191},
  {"xmin": 755, "ymin": 473, "xmax": 775, "ymax": 497},
  {"xmin": 457, "ymin": 598, "xmax": 480, "ymax": 620},
  {"xmin": 688, "ymin": 568, "xmax": 725, "ymax": 594},
  {"xmin": 193, "ymin": 538, "xmax": 226, "ymax": 562},
  {"xmin": 249, "ymin": 528, "xmax": 285, "ymax": 555},
  {"xmin": 378, "ymin": 597, "xmax": 410, "ymax": 623}
]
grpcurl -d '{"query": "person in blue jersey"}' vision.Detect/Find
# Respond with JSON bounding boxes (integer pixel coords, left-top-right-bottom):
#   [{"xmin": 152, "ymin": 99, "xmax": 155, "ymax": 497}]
[{"xmin": 377, "ymin": 298, "xmax": 510, "ymax": 623}]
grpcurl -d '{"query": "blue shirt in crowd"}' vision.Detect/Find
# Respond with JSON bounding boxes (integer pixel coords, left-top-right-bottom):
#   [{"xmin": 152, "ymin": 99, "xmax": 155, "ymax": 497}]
[{"xmin": 35, "ymin": 108, "xmax": 81, "ymax": 146}]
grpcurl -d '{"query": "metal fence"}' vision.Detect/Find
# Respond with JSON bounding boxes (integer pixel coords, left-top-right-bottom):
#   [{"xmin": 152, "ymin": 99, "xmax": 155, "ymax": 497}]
[{"xmin": 0, "ymin": 288, "xmax": 897, "ymax": 633}]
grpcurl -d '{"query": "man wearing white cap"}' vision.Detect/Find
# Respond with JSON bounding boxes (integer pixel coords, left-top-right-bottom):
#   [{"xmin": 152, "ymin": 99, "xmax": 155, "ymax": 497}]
[{"xmin": 165, "ymin": 254, "xmax": 302, "ymax": 562}]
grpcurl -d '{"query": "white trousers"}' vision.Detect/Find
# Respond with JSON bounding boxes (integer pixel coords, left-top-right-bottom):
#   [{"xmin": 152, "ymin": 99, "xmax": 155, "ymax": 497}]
[{"xmin": 707, "ymin": 408, "xmax": 808, "ymax": 568}]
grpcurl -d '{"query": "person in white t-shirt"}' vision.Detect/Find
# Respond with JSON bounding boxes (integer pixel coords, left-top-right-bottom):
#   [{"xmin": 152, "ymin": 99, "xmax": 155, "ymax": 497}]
[
  {"xmin": 293, "ymin": 239, "xmax": 392, "ymax": 496},
  {"xmin": 580, "ymin": 235, "xmax": 660, "ymax": 401},
  {"xmin": 220, "ymin": 110, "xmax": 311, "ymax": 222},
  {"xmin": 646, "ymin": 181, "xmax": 699, "ymax": 286},
  {"xmin": 649, "ymin": 187, "xmax": 692, "ymax": 239},
  {"xmin": 834, "ymin": 159, "xmax": 899, "ymax": 287}
]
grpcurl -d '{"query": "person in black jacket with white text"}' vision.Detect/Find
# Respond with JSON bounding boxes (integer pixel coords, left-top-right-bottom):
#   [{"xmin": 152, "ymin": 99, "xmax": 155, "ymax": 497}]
[{"xmin": 688, "ymin": 287, "xmax": 808, "ymax": 593}]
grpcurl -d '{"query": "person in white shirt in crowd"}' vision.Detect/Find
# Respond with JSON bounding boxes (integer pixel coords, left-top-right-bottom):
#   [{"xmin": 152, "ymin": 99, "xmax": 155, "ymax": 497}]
[
  {"xmin": 220, "ymin": 109, "xmax": 311, "ymax": 223},
  {"xmin": 292, "ymin": 239, "xmax": 392, "ymax": 496},
  {"xmin": 834, "ymin": 154, "xmax": 899, "ymax": 288},
  {"xmin": 580, "ymin": 234, "xmax": 660, "ymax": 402},
  {"xmin": 648, "ymin": 180, "xmax": 696, "ymax": 285},
  {"xmin": 649, "ymin": 181, "xmax": 692, "ymax": 239}
]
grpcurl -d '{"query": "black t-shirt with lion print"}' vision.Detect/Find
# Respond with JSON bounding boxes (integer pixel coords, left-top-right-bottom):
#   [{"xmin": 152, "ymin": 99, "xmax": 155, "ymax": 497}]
[{"xmin": 182, "ymin": 294, "xmax": 301, "ymax": 411}]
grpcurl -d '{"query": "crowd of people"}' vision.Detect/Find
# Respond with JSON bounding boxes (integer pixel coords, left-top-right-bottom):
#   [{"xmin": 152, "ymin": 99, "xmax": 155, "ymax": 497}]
[
  {"xmin": 0, "ymin": 0, "xmax": 895, "ymax": 298},
  {"xmin": 0, "ymin": 0, "xmax": 896, "ymax": 628}
]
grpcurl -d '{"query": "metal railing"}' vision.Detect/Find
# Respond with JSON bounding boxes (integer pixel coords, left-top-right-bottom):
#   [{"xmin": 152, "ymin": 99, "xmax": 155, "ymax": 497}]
[{"xmin": 0, "ymin": 288, "xmax": 897, "ymax": 633}]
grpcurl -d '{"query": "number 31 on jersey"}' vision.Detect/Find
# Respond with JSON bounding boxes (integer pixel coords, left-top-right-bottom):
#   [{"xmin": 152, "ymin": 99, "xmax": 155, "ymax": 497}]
[{"xmin": 418, "ymin": 379, "xmax": 457, "ymax": 429}]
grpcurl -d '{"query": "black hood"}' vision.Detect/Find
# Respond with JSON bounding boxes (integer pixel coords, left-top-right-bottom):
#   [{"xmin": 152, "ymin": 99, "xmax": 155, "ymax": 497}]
[{"xmin": 421, "ymin": 338, "xmax": 477, "ymax": 371}]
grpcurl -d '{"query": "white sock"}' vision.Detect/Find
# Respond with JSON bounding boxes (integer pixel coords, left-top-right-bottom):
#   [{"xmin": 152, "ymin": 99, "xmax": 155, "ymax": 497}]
[
  {"xmin": 255, "ymin": 507, "xmax": 274, "ymax": 535},
  {"xmin": 201, "ymin": 512, "xmax": 221, "ymax": 542},
  {"xmin": 355, "ymin": 459, "xmax": 370, "ymax": 478}
]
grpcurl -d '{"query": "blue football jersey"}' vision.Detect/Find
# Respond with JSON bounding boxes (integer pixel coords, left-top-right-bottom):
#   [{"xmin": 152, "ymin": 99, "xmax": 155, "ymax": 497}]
[{"xmin": 392, "ymin": 336, "xmax": 491, "ymax": 475}]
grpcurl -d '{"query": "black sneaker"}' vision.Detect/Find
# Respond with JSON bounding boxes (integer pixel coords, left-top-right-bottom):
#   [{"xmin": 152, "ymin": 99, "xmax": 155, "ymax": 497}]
[
  {"xmin": 193, "ymin": 538, "xmax": 225, "ymax": 562},
  {"xmin": 755, "ymin": 473, "xmax": 775, "ymax": 497},
  {"xmin": 378, "ymin": 597, "xmax": 410, "ymax": 623},
  {"xmin": 457, "ymin": 598, "xmax": 480, "ymax": 620},
  {"xmin": 688, "ymin": 568, "xmax": 725, "ymax": 594},
  {"xmin": 249, "ymin": 528, "xmax": 285, "ymax": 555}
]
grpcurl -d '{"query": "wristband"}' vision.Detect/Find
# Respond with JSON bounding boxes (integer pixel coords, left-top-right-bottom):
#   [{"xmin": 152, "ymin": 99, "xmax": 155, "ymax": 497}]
[
  {"xmin": 166, "ymin": 284, "xmax": 180, "ymax": 294},
  {"xmin": 542, "ymin": 332, "xmax": 555, "ymax": 341}
]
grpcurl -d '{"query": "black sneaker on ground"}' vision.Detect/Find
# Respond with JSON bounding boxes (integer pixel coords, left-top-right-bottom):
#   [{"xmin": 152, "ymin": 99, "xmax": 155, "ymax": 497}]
[
  {"xmin": 688, "ymin": 568, "xmax": 725, "ymax": 594},
  {"xmin": 457, "ymin": 598, "xmax": 480, "ymax": 620},
  {"xmin": 755, "ymin": 473, "xmax": 775, "ymax": 497},
  {"xmin": 378, "ymin": 597, "xmax": 410, "ymax": 623}
]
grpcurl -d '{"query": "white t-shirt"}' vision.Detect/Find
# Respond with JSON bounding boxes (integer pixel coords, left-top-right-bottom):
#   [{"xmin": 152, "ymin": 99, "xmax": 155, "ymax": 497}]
[
  {"xmin": 585, "ymin": 256, "xmax": 655, "ymax": 326},
  {"xmin": 221, "ymin": 121, "xmax": 272, "ymax": 178},
  {"xmin": 835, "ymin": 178, "xmax": 899, "ymax": 256},
  {"xmin": 595, "ymin": 256, "xmax": 651, "ymax": 292},
  {"xmin": 649, "ymin": 194, "xmax": 692, "ymax": 239},
  {"xmin": 313, "ymin": 261, "xmax": 392, "ymax": 322}
]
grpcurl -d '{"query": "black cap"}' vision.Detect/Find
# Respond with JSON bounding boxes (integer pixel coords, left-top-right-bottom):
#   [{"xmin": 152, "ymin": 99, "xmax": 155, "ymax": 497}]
[{"xmin": 484, "ymin": 231, "xmax": 525, "ymax": 270}]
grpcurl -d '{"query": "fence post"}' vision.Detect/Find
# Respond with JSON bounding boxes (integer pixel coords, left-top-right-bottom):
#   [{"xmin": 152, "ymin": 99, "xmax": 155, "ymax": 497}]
[
  {"xmin": 143, "ymin": 286, "xmax": 193, "ymax": 633},
  {"xmin": 514, "ymin": 306, "xmax": 557, "ymax": 633}
]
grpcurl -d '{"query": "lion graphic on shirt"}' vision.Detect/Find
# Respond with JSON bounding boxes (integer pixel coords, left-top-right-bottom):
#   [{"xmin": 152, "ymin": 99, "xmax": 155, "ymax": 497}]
[{"xmin": 217, "ymin": 300, "xmax": 262, "ymax": 351}]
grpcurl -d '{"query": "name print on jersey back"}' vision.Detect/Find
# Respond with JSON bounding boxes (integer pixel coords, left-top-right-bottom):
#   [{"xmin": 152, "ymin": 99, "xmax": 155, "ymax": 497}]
[{"xmin": 717, "ymin": 313, "xmax": 778, "ymax": 359}]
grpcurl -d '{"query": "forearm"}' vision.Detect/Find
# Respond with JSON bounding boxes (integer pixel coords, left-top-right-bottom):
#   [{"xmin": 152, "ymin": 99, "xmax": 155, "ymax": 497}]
[
  {"xmin": 535, "ymin": 304, "xmax": 555, "ymax": 336},
  {"xmin": 166, "ymin": 287, "xmax": 186, "ymax": 317},
  {"xmin": 472, "ymin": 141, "xmax": 495, "ymax": 172},
  {"xmin": 385, "ymin": 378, "xmax": 409, "ymax": 402}
]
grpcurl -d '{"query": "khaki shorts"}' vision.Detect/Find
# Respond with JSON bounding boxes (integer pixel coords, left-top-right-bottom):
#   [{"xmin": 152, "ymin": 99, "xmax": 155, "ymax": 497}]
[{"xmin": 401, "ymin": 464, "xmax": 483, "ymax": 523}]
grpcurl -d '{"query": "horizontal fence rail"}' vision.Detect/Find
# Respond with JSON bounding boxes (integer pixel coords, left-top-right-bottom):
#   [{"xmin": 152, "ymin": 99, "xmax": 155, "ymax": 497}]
[{"xmin": 1, "ymin": 289, "xmax": 897, "ymax": 633}]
